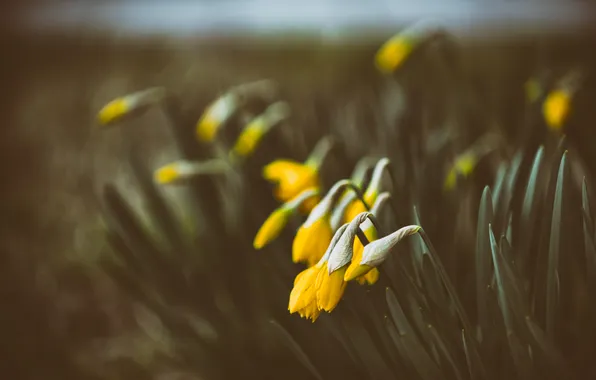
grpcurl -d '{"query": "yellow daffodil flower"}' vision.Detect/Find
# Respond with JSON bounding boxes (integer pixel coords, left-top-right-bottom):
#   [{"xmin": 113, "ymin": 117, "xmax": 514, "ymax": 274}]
[
  {"xmin": 292, "ymin": 180, "xmax": 350, "ymax": 266},
  {"xmin": 153, "ymin": 159, "xmax": 231, "ymax": 185},
  {"xmin": 98, "ymin": 87, "xmax": 166, "ymax": 126},
  {"xmin": 232, "ymin": 102, "xmax": 291, "ymax": 157},
  {"xmin": 343, "ymin": 158, "xmax": 390, "ymax": 224},
  {"xmin": 444, "ymin": 153, "xmax": 477, "ymax": 191},
  {"xmin": 375, "ymin": 20, "xmax": 440, "ymax": 74},
  {"xmin": 543, "ymin": 90, "xmax": 570, "ymax": 131},
  {"xmin": 196, "ymin": 93, "xmax": 237, "ymax": 142},
  {"xmin": 197, "ymin": 79, "xmax": 278, "ymax": 142},
  {"xmin": 289, "ymin": 264, "xmax": 322, "ymax": 322},
  {"xmin": 263, "ymin": 136, "xmax": 333, "ymax": 213},
  {"xmin": 315, "ymin": 261, "xmax": 347, "ymax": 312},
  {"xmin": 351, "ymin": 219, "xmax": 380, "ymax": 285},
  {"xmin": 253, "ymin": 188, "xmax": 319, "ymax": 250}
]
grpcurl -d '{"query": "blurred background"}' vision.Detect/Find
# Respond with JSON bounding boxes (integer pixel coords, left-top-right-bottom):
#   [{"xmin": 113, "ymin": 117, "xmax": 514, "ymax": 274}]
[{"xmin": 2, "ymin": 1, "xmax": 596, "ymax": 380}]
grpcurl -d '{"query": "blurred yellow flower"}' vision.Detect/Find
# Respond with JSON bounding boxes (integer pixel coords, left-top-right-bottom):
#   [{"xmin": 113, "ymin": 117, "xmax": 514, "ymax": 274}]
[
  {"xmin": 231, "ymin": 102, "xmax": 291, "ymax": 158},
  {"xmin": 263, "ymin": 136, "xmax": 333, "ymax": 213},
  {"xmin": 253, "ymin": 188, "xmax": 319, "ymax": 250},
  {"xmin": 543, "ymin": 90, "xmax": 570, "ymax": 131},
  {"xmin": 97, "ymin": 87, "xmax": 166, "ymax": 126},
  {"xmin": 444, "ymin": 153, "xmax": 477, "ymax": 191},
  {"xmin": 196, "ymin": 93, "xmax": 237, "ymax": 142},
  {"xmin": 375, "ymin": 35, "xmax": 415, "ymax": 74},
  {"xmin": 263, "ymin": 160, "xmax": 320, "ymax": 211}
]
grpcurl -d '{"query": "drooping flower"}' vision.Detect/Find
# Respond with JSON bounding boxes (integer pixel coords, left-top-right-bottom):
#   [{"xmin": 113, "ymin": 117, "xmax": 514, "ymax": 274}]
[
  {"xmin": 196, "ymin": 79, "xmax": 277, "ymax": 142},
  {"xmin": 375, "ymin": 20, "xmax": 441, "ymax": 74},
  {"xmin": 289, "ymin": 224, "xmax": 348, "ymax": 321},
  {"xmin": 231, "ymin": 101, "xmax": 291, "ymax": 158},
  {"xmin": 97, "ymin": 87, "xmax": 166, "ymax": 126},
  {"xmin": 253, "ymin": 188, "xmax": 319, "ymax": 250},
  {"xmin": 344, "ymin": 225, "xmax": 421, "ymax": 281},
  {"xmin": 292, "ymin": 180, "xmax": 350, "ymax": 267},
  {"xmin": 343, "ymin": 157, "xmax": 390, "ymax": 223},
  {"xmin": 263, "ymin": 135, "xmax": 334, "ymax": 213},
  {"xmin": 153, "ymin": 159, "xmax": 231, "ymax": 185},
  {"xmin": 350, "ymin": 193, "xmax": 392, "ymax": 285},
  {"xmin": 542, "ymin": 69, "xmax": 582, "ymax": 132}
]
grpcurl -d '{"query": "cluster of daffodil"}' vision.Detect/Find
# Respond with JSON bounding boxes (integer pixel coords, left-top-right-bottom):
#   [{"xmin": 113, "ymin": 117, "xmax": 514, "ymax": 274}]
[
  {"xmin": 96, "ymin": 79, "xmax": 292, "ymax": 185},
  {"xmin": 255, "ymin": 154, "xmax": 421, "ymax": 321}
]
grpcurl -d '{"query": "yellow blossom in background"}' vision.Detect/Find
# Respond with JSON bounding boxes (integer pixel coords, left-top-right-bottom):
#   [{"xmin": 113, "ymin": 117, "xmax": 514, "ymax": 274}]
[
  {"xmin": 289, "ymin": 264, "xmax": 322, "ymax": 322},
  {"xmin": 263, "ymin": 160, "xmax": 320, "ymax": 207},
  {"xmin": 98, "ymin": 98, "xmax": 128, "ymax": 125},
  {"xmin": 253, "ymin": 188, "xmax": 319, "ymax": 250},
  {"xmin": 375, "ymin": 34, "xmax": 415, "ymax": 74},
  {"xmin": 97, "ymin": 87, "xmax": 166, "ymax": 126},
  {"xmin": 231, "ymin": 102, "xmax": 291, "ymax": 158},
  {"xmin": 543, "ymin": 90, "xmax": 570, "ymax": 131},
  {"xmin": 444, "ymin": 153, "xmax": 477, "ymax": 191},
  {"xmin": 253, "ymin": 207, "xmax": 292, "ymax": 250},
  {"xmin": 196, "ymin": 93, "xmax": 237, "ymax": 142},
  {"xmin": 375, "ymin": 20, "xmax": 440, "ymax": 74},
  {"xmin": 153, "ymin": 159, "xmax": 231, "ymax": 186},
  {"xmin": 233, "ymin": 119, "xmax": 265, "ymax": 157}
]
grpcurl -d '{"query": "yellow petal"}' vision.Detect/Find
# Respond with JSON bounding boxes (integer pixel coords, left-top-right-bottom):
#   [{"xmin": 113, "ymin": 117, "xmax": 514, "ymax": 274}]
[
  {"xmin": 543, "ymin": 90, "xmax": 570, "ymax": 131},
  {"xmin": 263, "ymin": 160, "xmax": 319, "ymax": 202},
  {"xmin": 292, "ymin": 218, "xmax": 333, "ymax": 266},
  {"xmin": 196, "ymin": 115, "xmax": 220, "ymax": 142},
  {"xmin": 343, "ymin": 199, "xmax": 368, "ymax": 225},
  {"xmin": 344, "ymin": 263, "xmax": 375, "ymax": 282},
  {"xmin": 288, "ymin": 266, "xmax": 319, "ymax": 313},
  {"xmin": 316, "ymin": 263, "xmax": 347, "ymax": 312},
  {"xmin": 363, "ymin": 268, "xmax": 380, "ymax": 285},
  {"xmin": 351, "ymin": 228, "xmax": 380, "ymax": 285},
  {"xmin": 297, "ymin": 299, "xmax": 321, "ymax": 322},
  {"xmin": 253, "ymin": 207, "xmax": 291, "ymax": 249},
  {"xmin": 154, "ymin": 164, "xmax": 181, "ymax": 185},
  {"xmin": 375, "ymin": 36, "xmax": 415, "ymax": 74},
  {"xmin": 98, "ymin": 98, "xmax": 129, "ymax": 125},
  {"xmin": 233, "ymin": 120, "xmax": 266, "ymax": 157}
]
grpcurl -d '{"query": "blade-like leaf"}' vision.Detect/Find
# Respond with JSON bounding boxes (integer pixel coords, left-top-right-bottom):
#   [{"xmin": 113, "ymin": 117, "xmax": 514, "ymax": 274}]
[
  {"xmin": 476, "ymin": 186, "xmax": 494, "ymax": 342},
  {"xmin": 546, "ymin": 151, "xmax": 566, "ymax": 338}
]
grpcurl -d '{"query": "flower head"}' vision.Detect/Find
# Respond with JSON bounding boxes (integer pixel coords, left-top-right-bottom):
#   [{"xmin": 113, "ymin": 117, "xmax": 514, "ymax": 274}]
[
  {"xmin": 253, "ymin": 188, "xmax": 319, "ymax": 250},
  {"xmin": 343, "ymin": 157, "xmax": 390, "ymax": 223},
  {"xmin": 542, "ymin": 69, "xmax": 582, "ymax": 132},
  {"xmin": 375, "ymin": 20, "xmax": 441, "ymax": 74},
  {"xmin": 328, "ymin": 212, "xmax": 371, "ymax": 274},
  {"xmin": 98, "ymin": 87, "xmax": 166, "ymax": 126},
  {"xmin": 231, "ymin": 101, "xmax": 291, "ymax": 157},
  {"xmin": 289, "ymin": 264, "xmax": 322, "ymax": 322},
  {"xmin": 263, "ymin": 136, "xmax": 333, "ymax": 213},
  {"xmin": 289, "ymin": 224, "xmax": 348, "ymax": 321},
  {"xmin": 344, "ymin": 225, "xmax": 421, "ymax": 281},
  {"xmin": 154, "ymin": 159, "xmax": 231, "ymax": 185},
  {"xmin": 348, "ymin": 192, "xmax": 392, "ymax": 285},
  {"xmin": 292, "ymin": 180, "xmax": 350, "ymax": 266},
  {"xmin": 196, "ymin": 79, "xmax": 278, "ymax": 142},
  {"xmin": 543, "ymin": 90, "xmax": 570, "ymax": 131}
]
